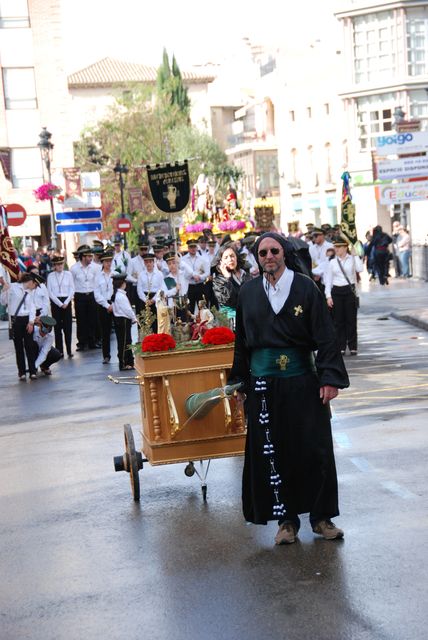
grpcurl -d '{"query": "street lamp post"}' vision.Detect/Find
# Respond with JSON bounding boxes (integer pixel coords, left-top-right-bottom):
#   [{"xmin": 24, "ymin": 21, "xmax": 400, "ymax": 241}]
[
  {"xmin": 113, "ymin": 160, "xmax": 129, "ymax": 249},
  {"xmin": 37, "ymin": 127, "xmax": 57, "ymax": 250}
]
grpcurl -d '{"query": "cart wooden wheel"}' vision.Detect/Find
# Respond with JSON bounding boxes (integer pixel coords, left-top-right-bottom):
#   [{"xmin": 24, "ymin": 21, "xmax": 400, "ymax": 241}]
[{"xmin": 124, "ymin": 424, "xmax": 140, "ymax": 502}]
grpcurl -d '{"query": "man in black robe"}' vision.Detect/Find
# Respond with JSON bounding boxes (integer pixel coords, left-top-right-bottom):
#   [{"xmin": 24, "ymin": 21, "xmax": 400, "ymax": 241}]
[{"xmin": 229, "ymin": 232, "xmax": 349, "ymax": 545}]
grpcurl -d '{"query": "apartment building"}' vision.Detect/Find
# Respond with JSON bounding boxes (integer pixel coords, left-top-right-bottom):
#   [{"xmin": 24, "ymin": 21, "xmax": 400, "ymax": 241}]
[
  {"xmin": 336, "ymin": 0, "xmax": 428, "ymax": 242},
  {"xmin": 0, "ymin": 0, "xmax": 74, "ymax": 242}
]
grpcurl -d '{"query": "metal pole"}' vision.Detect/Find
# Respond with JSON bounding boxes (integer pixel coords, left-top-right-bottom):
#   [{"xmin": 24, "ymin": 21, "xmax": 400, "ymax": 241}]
[
  {"xmin": 46, "ymin": 162, "xmax": 57, "ymax": 251},
  {"xmin": 119, "ymin": 171, "xmax": 127, "ymax": 250}
]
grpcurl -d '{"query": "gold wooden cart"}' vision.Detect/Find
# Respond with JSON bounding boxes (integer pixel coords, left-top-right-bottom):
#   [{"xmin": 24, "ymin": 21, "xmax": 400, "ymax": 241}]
[{"xmin": 112, "ymin": 344, "xmax": 246, "ymax": 501}]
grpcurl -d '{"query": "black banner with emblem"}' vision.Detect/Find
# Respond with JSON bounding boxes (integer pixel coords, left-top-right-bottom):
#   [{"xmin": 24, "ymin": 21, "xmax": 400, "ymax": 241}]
[
  {"xmin": 340, "ymin": 171, "xmax": 358, "ymax": 244},
  {"xmin": 146, "ymin": 162, "xmax": 190, "ymax": 214}
]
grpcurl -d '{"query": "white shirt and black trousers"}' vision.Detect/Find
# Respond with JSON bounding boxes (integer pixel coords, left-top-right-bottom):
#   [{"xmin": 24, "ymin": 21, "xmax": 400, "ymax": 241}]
[
  {"xmin": 112, "ymin": 289, "xmax": 136, "ymax": 370},
  {"xmin": 325, "ymin": 255, "xmax": 362, "ymax": 353},
  {"xmin": 47, "ymin": 270, "xmax": 75, "ymax": 356},
  {"xmin": 3, "ymin": 284, "xmax": 37, "ymax": 376},
  {"xmin": 32, "ymin": 325, "xmax": 62, "ymax": 371},
  {"xmin": 71, "ymin": 262, "xmax": 98, "ymax": 350},
  {"xmin": 94, "ymin": 271, "xmax": 114, "ymax": 360}
]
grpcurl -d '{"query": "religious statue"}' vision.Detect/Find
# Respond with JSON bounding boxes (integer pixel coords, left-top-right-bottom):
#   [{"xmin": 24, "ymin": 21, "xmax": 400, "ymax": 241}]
[
  {"xmin": 191, "ymin": 299, "xmax": 214, "ymax": 340},
  {"xmin": 156, "ymin": 290, "xmax": 171, "ymax": 335}
]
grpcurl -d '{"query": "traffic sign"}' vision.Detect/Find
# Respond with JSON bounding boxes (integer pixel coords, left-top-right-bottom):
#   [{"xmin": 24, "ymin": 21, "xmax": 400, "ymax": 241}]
[
  {"xmin": 55, "ymin": 209, "xmax": 102, "ymax": 221},
  {"xmin": 5, "ymin": 203, "xmax": 27, "ymax": 226},
  {"xmin": 117, "ymin": 216, "xmax": 132, "ymax": 232},
  {"xmin": 56, "ymin": 222, "xmax": 103, "ymax": 233}
]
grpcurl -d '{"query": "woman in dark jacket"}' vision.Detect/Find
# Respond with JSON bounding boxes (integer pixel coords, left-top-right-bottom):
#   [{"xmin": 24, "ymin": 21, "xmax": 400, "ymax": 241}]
[{"xmin": 212, "ymin": 244, "xmax": 251, "ymax": 328}]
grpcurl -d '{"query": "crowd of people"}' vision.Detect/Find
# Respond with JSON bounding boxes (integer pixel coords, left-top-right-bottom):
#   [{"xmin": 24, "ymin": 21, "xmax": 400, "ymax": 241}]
[{"xmin": 0, "ymin": 220, "xmax": 408, "ymax": 381}]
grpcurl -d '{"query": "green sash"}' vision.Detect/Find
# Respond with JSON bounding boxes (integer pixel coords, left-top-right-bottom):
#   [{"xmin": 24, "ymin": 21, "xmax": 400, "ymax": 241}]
[{"xmin": 251, "ymin": 347, "xmax": 316, "ymax": 378}]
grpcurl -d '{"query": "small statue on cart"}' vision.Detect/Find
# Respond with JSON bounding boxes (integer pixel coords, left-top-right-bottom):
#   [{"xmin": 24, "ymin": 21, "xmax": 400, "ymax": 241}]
[
  {"xmin": 172, "ymin": 318, "xmax": 192, "ymax": 344},
  {"xmin": 156, "ymin": 290, "xmax": 172, "ymax": 335},
  {"xmin": 191, "ymin": 298, "xmax": 214, "ymax": 340}
]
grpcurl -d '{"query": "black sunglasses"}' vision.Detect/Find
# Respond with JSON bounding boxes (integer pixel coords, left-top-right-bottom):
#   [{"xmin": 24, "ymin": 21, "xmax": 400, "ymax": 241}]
[{"xmin": 258, "ymin": 247, "xmax": 281, "ymax": 257}]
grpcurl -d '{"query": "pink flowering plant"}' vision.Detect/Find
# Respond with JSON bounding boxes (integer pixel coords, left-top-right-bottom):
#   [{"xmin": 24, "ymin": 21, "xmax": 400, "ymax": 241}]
[
  {"xmin": 185, "ymin": 222, "xmax": 213, "ymax": 233},
  {"xmin": 218, "ymin": 219, "xmax": 246, "ymax": 231},
  {"xmin": 33, "ymin": 183, "xmax": 62, "ymax": 201}
]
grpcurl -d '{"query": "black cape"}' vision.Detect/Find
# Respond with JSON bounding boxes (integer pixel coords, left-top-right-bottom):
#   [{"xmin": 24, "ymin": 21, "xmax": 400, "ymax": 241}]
[{"xmin": 229, "ymin": 273, "xmax": 350, "ymax": 524}]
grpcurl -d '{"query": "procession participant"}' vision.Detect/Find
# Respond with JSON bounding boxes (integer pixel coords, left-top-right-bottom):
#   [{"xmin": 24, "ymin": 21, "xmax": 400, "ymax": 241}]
[
  {"xmin": 204, "ymin": 239, "xmax": 220, "ymax": 308},
  {"xmin": 94, "ymin": 252, "xmax": 114, "ymax": 364},
  {"xmin": 366, "ymin": 225, "xmax": 392, "ymax": 286},
  {"xmin": 162, "ymin": 252, "xmax": 189, "ymax": 320},
  {"xmin": 240, "ymin": 236, "xmax": 260, "ymax": 277},
  {"xmin": 47, "ymin": 255, "xmax": 75, "ymax": 358},
  {"xmin": 228, "ymin": 232, "xmax": 349, "ymax": 545},
  {"xmin": 0, "ymin": 272, "xmax": 39, "ymax": 380},
  {"xmin": 32, "ymin": 315, "xmax": 62, "ymax": 376},
  {"xmin": 111, "ymin": 274, "xmax": 136, "ymax": 371},
  {"xmin": 309, "ymin": 228, "xmax": 333, "ymax": 289},
  {"xmin": 26, "ymin": 265, "xmax": 50, "ymax": 316},
  {"xmin": 181, "ymin": 239, "xmax": 210, "ymax": 315},
  {"xmin": 325, "ymin": 238, "xmax": 363, "ymax": 356},
  {"xmin": 112, "ymin": 239, "xmax": 131, "ymax": 277},
  {"xmin": 153, "ymin": 244, "xmax": 169, "ymax": 276},
  {"xmin": 128, "ymin": 242, "xmax": 150, "ymax": 315},
  {"xmin": 91, "ymin": 241, "xmax": 104, "ymax": 275},
  {"xmin": 212, "ymin": 244, "xmax": 251, "ymax": 327},
  {"xmin": 136, "ymin": 252, "xmax": 166, "ymax": 332},
  {"xmin": 197, "ymin": 235, "xmax": 209, "ymax": 256},
  {"xmin": 70, "ymin": 245, "xmax": 99, "ymax": 351}
]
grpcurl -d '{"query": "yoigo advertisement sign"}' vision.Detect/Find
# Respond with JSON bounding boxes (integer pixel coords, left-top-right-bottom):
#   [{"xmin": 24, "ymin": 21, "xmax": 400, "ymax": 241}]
[{"xmin": 375, "ymin": 131, "xmax": 428, "ymax": 156}]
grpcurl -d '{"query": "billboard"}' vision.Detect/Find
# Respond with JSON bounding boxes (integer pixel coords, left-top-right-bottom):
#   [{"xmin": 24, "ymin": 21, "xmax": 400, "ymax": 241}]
[
  {"xmin": 375, "ymin": 131, "xmax": 428, "ymax": 156},
  {"xmin": 376, "ymin": 155, "xmax": 428, "ymax": 180},
  {"xmin": 379, "ymin": 181, "xmax": 428, "ymax": 205}
]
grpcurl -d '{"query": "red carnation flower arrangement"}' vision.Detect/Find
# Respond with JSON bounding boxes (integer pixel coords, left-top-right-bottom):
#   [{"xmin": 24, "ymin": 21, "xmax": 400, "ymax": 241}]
[
  {"xmin": 142, "ymin": 333, "xmax": 176, "ymax": 353},
  {"xmin": 201, "ymin": 327, "xmax": 235, "ymax": 346}
]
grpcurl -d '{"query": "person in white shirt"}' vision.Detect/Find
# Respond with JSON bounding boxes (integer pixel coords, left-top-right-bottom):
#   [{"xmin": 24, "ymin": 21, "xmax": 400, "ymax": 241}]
[
  {"xmin": 0, "ymin": 272, "xmax": 39, "ymax": 379},
  {"xmin": 112, "ymin": 240, "xmax": 131, "ymax": 277},
  {"xmin": 32, "ymin": 315, "xmax": 62, "ymax": 375},
  {"xmin": 325, "ymin": 239, "xmax": 363, "ymax": 356},
  {"xmin": 153, "ymin": 244, "xmax": 169, "ymax": 276},
  {"xmin": 197, "ymin": 235, "xmax": 209, "ymax": 257},
  {"xmin": 309, "ymin": 228, "xmax": 334, "ymax": 289},
  {"xmin": 136, "ymin": 252, "xmax": 167, "ymax": 332},
  {"xmin": 70, "ymin": 245, "xmax": 99, "ymax": 351},
  {"xmin": 162, "ymin": 252, "xmax": 189, "ymax": 321},
  {"xmin": 111, "ymin": 274, "xmax": 136, "ymax": 370},
  {"xmin": 26, "ymin": 265, "xmax": 50, "ymax": 316},
  {"xmin": 94, "ymin": 252, "xmax": 114, "ymax": 363},
  {"xmin": 47, "ymin": 255, "xmax": 75, "ymax": 358},
  {"xmin": 127, "ymin": 243, "xmax": 150, "ymax": 315},
  {"xmin": 181, "ymin": 239, "xmax": 210, "ymax": 314}
]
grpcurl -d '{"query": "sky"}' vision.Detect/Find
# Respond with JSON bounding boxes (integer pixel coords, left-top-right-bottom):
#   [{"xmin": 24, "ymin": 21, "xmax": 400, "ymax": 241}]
[{"xmin": 62, "ymin": 0, "xmax": 340, "ymax": 73}]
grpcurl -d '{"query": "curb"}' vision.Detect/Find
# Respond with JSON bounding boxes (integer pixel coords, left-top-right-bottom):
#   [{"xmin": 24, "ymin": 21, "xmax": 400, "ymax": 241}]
[{"xmin": 391, "ymin": 312, "xmax": 428, "ymax": 332}]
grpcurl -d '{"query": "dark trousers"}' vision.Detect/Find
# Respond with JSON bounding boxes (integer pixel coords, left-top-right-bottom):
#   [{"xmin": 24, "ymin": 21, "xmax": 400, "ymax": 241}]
[
  {"xmin": 97, "ymin": 304, "xmax": 113, "ymax": 359},
  {"xmin": 331, "ymin": 285, "xmax": 358, "ymax": 352},
  {"xmin": 12, "ymin": 316, "xmax": 36, "ymax": 376},
  {"xmin": 74, "ymin": 292, "xmax": 97, "ymax": 347},
  {"xmin": 187, "ymin": 283, "xmax": 205, "ymax": 316},
  {"xmin": 39, "ymin": 346, "xmax": 62, "ymax": 369},
  {"xmin": 374, "ymin": 251, "xmax": 389, "ymax": 285},
  {"xmin": 114, "ymin": 317, "xmax": 134, "ymax": 369},
  {"xmin": 51, "ymin": 298, "xmax": 73, "ymax": 355}
]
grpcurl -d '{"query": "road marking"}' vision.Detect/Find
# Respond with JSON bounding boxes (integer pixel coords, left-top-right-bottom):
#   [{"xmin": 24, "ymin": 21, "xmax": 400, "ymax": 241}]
[
  {"xmin": 343, "ymin": 382, "xmax": 428, "ymax": 396},
  {"xmin": 350, "ymin": 457, "xmax": 375, "ymax": 472},
  {"xmin": 334, "ymin": 432, "xmax": 352, "ymax": 449},
  {"xmin": 381, "ymin": 481, "xmax": 418, "ymax": 500}
]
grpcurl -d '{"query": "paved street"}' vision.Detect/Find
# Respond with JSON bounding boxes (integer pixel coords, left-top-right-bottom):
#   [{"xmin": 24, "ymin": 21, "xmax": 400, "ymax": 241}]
[{"xmin": 0, "ymin": 276, "xmax": 427, "ymax": 640}]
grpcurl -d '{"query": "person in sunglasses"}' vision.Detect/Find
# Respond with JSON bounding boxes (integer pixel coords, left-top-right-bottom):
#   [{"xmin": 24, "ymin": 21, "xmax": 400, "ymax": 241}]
[
  {"xmin": 32, "ymin": 315, "xmax": 62, "ymax": 376},
  {"xmin": 228, "ymin": 232, "xmax": 349, "ymax": 546}
]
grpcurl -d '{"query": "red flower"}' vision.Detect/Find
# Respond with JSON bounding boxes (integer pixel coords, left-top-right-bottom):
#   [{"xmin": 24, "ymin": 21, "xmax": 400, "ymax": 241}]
[
  {"xmin": 142, "ymin": 333, "xmax": 176, "ymax": 352},
  {"xmin": 201, "ymin": 327, "xmax": 235, "ymax": 346}
]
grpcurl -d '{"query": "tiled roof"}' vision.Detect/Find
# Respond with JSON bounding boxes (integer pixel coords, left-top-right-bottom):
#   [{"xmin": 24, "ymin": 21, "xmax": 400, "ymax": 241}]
[{"xmin": 68, "ymin": 57, "xmax": 216, "ymax": 87}]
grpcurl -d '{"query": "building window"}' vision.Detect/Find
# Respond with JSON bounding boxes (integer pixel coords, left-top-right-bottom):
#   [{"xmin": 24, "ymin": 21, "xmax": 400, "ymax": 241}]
[
  {"xmin": 325, "ymin": 143, "xmax": 332, "ymax": 184},
  {"xmin": 356, "ymin": 93, "xmax": 396, "ymax": 151},
  {"xmin": 407, "ymin": 8, "xmax": 428, "ymax": 76},
  {"xmin": 307, "ymin": 145, "xmax": 318, "ymax": 188},
  {"xmin": 307, "ymin": 106, "xmax": 312, "ymax": 119},
  {"xmin": 11, "ymin": 147, "xmax": 42, "ymax": 188},
  {"xmin": 290, "ymin": 148, "xmax": 299, "ymax": 188},
  {"xmin": 409, "ymin": 89, "xmax": 428, "ymax": 130},
  {"xmin": 0, "ymin": 0, "xmax": 30, "ymax": 27},
  {"xmin": 255, "ymin": 151, "xmax": 279, "ymax": 197},
  {"xmin": 2, "ymin": 68, "xmax": 37, "ymax": 109},
  {"xmin": 290, "ymin": 110, "xmax": 295, "ymax": 122},
  {"xmin": 324, "ymin": 103, "xmax": 330, "ymax": 115},
  {"xmin": 342, "ymin": 139, "xmax": 349, "ymax": 166},
  {"xmin": 352, "ymin": 10, "xmax": 396, "ymax": 83}
]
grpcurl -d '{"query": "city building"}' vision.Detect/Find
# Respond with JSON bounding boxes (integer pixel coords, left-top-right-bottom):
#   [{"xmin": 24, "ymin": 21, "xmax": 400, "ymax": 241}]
[
  {"xmin": 67, "ymin": 57, "xmax": 217, "ymax": 142},
  {"xmin": 336, "ymin": 0, "xmax": 428, "ymax": 245},
  {"xmin": 0, "ymin": 0, "xmax": 74, "ymax": 243}
]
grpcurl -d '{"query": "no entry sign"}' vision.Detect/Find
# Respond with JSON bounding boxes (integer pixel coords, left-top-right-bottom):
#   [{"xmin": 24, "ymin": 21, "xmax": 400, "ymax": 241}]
[
  {"xmin": 6, "ymin": 203, "xmax": 27, "ymax": 226},
  {"xmin": 116, "ymin": 216, "xmax": 131, "ymax": 232}
]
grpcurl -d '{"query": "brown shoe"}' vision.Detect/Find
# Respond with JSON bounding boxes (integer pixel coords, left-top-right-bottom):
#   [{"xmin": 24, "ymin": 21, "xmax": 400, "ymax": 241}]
[
  {"xmin": 313, "ymin": 519, "xmax": 344, "ymax": 540},
  {"xmin": 275, "ymin": 522, "xmax": 297, "ymax": 545}
]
